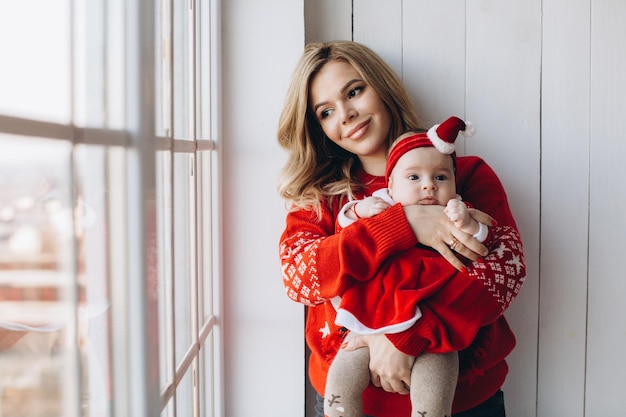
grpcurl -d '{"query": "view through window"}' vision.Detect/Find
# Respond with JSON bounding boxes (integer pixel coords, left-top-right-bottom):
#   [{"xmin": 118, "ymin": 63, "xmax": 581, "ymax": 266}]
[{"xmin": 0, "ymin": 1, "xmax": 222, "ymax": 416}]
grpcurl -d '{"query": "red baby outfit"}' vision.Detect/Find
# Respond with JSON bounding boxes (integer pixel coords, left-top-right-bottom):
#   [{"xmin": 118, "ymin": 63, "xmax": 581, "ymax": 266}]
[
  {"xmin": 333, "ymin": 189, "xmax": 489, "ymax": 335},
  {"xmin": 279, "ymin": 156, "xmax": 526, "ymax": 415}
]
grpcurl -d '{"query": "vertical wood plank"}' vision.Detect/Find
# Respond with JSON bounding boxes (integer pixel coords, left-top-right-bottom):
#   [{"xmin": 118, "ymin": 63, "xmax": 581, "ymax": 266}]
[
  {"xmin": 465, "ymin": 2, "xmax": 541, "ymax": 416},
  {"xmin": 304, "ymin": 0, "xmax": 352, "ymax": 43},
  {"xmin": 353, "ymin": 0, "xmax": 403, "ymax": 77},
  {"xmin": 539, "ymin": 0, "xmax": 591, "ymax": 415},
  {"xmin": 401, "ymin": 0, "xmax": 466, "ymax": 126},
  {"xmin": 586, "ymin": 1, "xmax": 626, "ymax": 415},
  {"xmin": 222, "ymin": 0, "xmax": 306, "ymax": 415}
]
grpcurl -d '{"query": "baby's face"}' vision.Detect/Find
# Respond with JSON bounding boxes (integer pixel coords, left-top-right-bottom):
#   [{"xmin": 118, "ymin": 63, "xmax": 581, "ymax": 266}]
[{"xmin": 388, "ymin": 147, "xmax": 457, "ymax": 206}]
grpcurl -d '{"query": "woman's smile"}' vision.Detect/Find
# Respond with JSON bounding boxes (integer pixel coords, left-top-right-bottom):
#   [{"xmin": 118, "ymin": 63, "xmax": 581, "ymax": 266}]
[{"xmin": 344, "ymin": 119, "xmax": 371, "ymax": 141}]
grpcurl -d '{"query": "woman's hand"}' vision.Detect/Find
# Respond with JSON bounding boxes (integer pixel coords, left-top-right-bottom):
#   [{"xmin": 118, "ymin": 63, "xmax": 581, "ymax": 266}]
[
  {"xmin": 403, "ymin": 205, "xmax": 492, "ymax": 270},
  {"xmin": 342, "ymin": 334, "xmax": 415, "ymax": 394}
]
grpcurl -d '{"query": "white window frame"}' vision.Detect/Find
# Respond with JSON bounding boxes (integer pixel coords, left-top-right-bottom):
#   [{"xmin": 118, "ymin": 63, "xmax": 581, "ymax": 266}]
[{"xmin": 0, "ymin": 0, "xmax": 223, "ymax": 415}]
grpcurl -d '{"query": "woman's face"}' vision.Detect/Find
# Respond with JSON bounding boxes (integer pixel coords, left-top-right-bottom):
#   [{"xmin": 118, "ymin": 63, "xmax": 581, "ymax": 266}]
[{"xmin": 309, "ymin": 60, "xmax": 392, "ymax": 174}]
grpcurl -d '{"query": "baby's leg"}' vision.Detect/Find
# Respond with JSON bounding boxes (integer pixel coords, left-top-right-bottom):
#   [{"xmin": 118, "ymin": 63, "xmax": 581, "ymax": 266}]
[
  {"xmin": 410, "ymin": 352, "xmax": 459, "ymax": 417},
  {"xmin": 324, "ymin": 333, "xmax": 370, "ymax": 417}
]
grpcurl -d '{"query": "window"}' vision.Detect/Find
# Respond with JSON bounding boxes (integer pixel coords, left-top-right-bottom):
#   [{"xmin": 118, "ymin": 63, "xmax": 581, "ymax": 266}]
[{"xmin": 0, "ymin": 1, "xmax": 222, "ymax": 416}]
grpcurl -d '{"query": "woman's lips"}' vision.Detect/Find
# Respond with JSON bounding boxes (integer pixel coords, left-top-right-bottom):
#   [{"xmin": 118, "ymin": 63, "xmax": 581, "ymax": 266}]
[{"xmin": 345, "ymin": 119, "xmax": 370, "ymax": 140}]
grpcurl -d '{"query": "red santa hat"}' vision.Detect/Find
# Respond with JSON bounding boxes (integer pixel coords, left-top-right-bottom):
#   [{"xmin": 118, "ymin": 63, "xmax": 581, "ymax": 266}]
[{"xmin": 385, "ymin": 116, "xmax": 474, "ymax": 181}]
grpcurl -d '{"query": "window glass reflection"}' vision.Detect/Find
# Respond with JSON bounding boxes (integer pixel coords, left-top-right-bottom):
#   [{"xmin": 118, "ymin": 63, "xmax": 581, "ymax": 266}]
[{"xmin": 0, "ymin": 134, "xmax": 76, "ymax": 417}]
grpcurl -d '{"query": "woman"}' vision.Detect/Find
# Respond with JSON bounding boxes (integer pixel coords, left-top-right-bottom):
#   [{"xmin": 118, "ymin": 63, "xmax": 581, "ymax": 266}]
[{"xmin": 277, "ymin": 41, "xmax": 525, "ymax": 417}]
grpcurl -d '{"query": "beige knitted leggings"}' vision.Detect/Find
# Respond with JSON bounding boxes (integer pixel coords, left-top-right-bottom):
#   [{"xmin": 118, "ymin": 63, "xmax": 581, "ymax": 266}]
[{"xmin": 324, "ymin": 332, "xmax": 459, "ymax": 417}]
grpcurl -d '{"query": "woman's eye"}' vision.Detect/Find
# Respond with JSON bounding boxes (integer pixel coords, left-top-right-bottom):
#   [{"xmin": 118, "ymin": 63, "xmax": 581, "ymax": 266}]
[
  {"xmin": 348, "ymin": 86, "xmax": 363, "ymax": 99},
  {"xmin": 319, "ymin": 108, "xmax": 333, "ymax": 119}
]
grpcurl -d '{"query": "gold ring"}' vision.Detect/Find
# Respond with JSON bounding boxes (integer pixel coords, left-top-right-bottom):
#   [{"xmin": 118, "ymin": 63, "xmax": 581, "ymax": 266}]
[{"xmin": 449, "ymin": 237, "xmax": 459, "ymax": 250}]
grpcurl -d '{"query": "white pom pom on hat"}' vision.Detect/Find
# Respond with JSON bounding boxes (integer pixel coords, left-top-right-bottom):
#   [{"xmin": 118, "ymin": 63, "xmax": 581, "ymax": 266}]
[{"xmin": 426, "ymin": 116, "xmax": 474, "ymax": 155}]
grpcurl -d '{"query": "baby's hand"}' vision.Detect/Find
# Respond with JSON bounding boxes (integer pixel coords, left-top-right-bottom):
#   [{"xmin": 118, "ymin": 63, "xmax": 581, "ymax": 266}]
[
  {"xmin": 444, "ymin": 198, "xmax": 474, "ymax": 231},
  {"xmin": 354, "ymin": 196, "xmax": 391, "ymax": 219}
]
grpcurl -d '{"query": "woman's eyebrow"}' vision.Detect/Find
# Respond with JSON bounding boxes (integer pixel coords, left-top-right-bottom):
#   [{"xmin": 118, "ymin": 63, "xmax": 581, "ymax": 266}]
[
  {"xmin": 313, "ymin": 100, "xmax": 328, "ymax": 113},
  {"xmin": 340, "ymin": 78, "xmax": 361, "ymax": 94},
  {"xmin": 313, "ymin": 79, "xmax": 362, "ymax": 113}
]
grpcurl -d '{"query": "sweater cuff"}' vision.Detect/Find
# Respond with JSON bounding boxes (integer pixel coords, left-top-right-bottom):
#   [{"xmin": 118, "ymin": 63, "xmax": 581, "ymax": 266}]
[
  {"xmin": 337, "ymin": 201, "xmax": 357, "ymax": 228},
  {"xmin": 385, "ymin": 332, "xmax": 429, "ymax": 357},
  {"xmin": 367, "ymin": 203, "xmax": 418, "ymax": 256},
  {"xmin": 473, "ymin": 222, "xmax": 489, "ymax": 243}
]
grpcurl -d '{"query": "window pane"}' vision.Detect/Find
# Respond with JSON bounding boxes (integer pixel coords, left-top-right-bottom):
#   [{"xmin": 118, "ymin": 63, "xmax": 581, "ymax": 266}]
[
  {"xmin": 173, "ymin": 0, "xmax": 192, "ymax": 140},
  {"xmin": 173, "ymin": 153, "xmax": 194, "ymax": 364},
  {"xmin": 74, "ymin": 0, "xmax": 125, "ymax": 130},
  {"xmin": 196, "ymin": 0, "xmax": 213, "ymax": 140},
  {"xmin": 198, "ymin": 151, "xmax": 214, "ymax": 321},
  {"xmin": 74, "ymin": 144, "xmax": 114, "ymax": 417},
  {"xmin": 0, "ymin": 2, "xmax": 71, "ymax": 123},
  {"xmin": 161, "ymin": 402, "xmax": 173, "ymax": 417},
  {"xmin": 73, "ymin": 0, "xmax": 106, "ymax": 128},
  {"xmin": 0, "ymin": 135, "xmax": 77, "ymax": 416},
  {"xmin": 201, "ymin": 336, "xmax": 216, "ymax": 416},
  {"xmin": 156, "ymin": 0, "xmax": 172, "ymax": 138},
  {"xmin": 176, "ymin": 370, "xmax": 194, "ymax": 417},
  {"xmin": 104, "ymin": 0, "xmax": 126, "ymax": 129},
  {"xmin": 156, "ymin": 150, "xmax": 175, "ymax": 397}
]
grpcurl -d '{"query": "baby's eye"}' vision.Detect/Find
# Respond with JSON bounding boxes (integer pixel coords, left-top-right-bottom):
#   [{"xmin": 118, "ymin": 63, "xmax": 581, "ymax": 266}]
[
  {"xmin": 408, "ymin": 174, "xmax": 419, "ymax": 181},
  {"xmin": 435, "ymin": 174, "xmax": 447, "ymax": 181}
]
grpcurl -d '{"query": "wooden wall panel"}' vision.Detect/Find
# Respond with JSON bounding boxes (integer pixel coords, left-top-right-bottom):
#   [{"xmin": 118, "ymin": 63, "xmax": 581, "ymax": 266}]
[
  {"xmin": 304, "ymin": 0, "xmax": 351, "ymax": 43},
  {"xmin": 402, "ymin": 1, "xmax": 466, "ymax": 126},
  {"xmin": 586, "ymin": 1, "xmax": 626, "ymax": 415},
  {"xmin": 464, "ymin": 3, "xmax": 542, "ymax": 416},
  {"xmin": 539, "ymin": 0, "xmax": 590, "ymax": 415},
  {"xmin": 221, "ymin": 0, "xmax": 306, "ymax": 415},
  {"xmin": 353, "ymin": 0, "xmax": 402, "ymax": 76},
  {"xmin": 302, "ymin": 0, "xmax": 626, "ymax": 416}
]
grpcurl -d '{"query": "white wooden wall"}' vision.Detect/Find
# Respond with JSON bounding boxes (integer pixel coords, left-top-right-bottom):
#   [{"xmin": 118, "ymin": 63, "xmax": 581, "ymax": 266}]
[
  {"xmin": 220, "ymin": 1, "xmax": 305, "ymax": 416},
  {"xmin": 220, "ymin": 0, "xmax": 626, "ymax": 415},
  {"xmin": 304, "ymin": 1, "xmax": 626, "ymax": 416}
]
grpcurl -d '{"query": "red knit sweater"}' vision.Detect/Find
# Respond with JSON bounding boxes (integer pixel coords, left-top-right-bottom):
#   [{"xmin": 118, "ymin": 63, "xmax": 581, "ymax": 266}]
[
  {"xmin": 333, "ymin": 191, "xmax": 493, "ymax": 335},
  {"xmin": 279, "ymin": 156, "xmax": 526, "ymax": 415}
]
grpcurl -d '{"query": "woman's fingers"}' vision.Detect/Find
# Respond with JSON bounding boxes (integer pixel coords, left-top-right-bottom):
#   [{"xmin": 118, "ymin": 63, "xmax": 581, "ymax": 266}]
[
  {"xmin": 468, "ymin": 207, "xmax": 496, "ymax": 227},
  {"xmin": 437, "ymin": 242, "xmax": 467, "ymax": 271},
  {"xmin": 360, "ymin": 334, "xmax": 413, "ymax": 394},
  {"xmin": 372, "ymin": 366, "xmax": 411, "ymax": 394},
  {"xmin": 376, "ymin": 372, "xmax": 410, "ymax": 394},
  {"xmin": 403, "ymin": 204, "xmax": 489, "ymax": 267},
  {"xmin": 447, "ymin": 240, "xmax": 484, "ymax": 261},
  {"xmin": 453, "ymin": 231, "xmax": 488, "ymax": 259}
]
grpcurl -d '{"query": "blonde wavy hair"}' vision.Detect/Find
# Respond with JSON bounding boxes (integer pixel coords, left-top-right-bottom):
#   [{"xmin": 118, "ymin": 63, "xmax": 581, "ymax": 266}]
[{"xmin": 277, "ymin": 41, "xmax": 424, "ymax": 217}]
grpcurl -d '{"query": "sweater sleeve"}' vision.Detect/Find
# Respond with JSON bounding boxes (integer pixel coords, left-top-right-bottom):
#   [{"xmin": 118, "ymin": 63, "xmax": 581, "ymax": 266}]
[
  {"xmin": 336, "ymin": 200, "xmax": 358, "ymax": 230},
  {"xmin": 279, "ymin": 202, "xmax": 418, "ymax": 305},
  {"xmin": 386, "ymin": 156, "xmax": 526, "ymax": 356},
  {"xmin": 386, "ymin": 225, "xmax": 525, "ymax": 355}
]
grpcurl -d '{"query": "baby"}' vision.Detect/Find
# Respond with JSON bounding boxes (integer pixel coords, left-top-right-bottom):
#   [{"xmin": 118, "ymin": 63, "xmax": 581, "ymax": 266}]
[{"xmin": 326, "ymin": 116, "xmax": 488, "ymax": 417}]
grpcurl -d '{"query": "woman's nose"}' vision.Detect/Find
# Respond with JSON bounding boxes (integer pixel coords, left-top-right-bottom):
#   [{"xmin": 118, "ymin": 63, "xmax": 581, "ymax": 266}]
[{"xmin": 340, "ymin": 105, "xmax": 358, "ymax": 124}]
